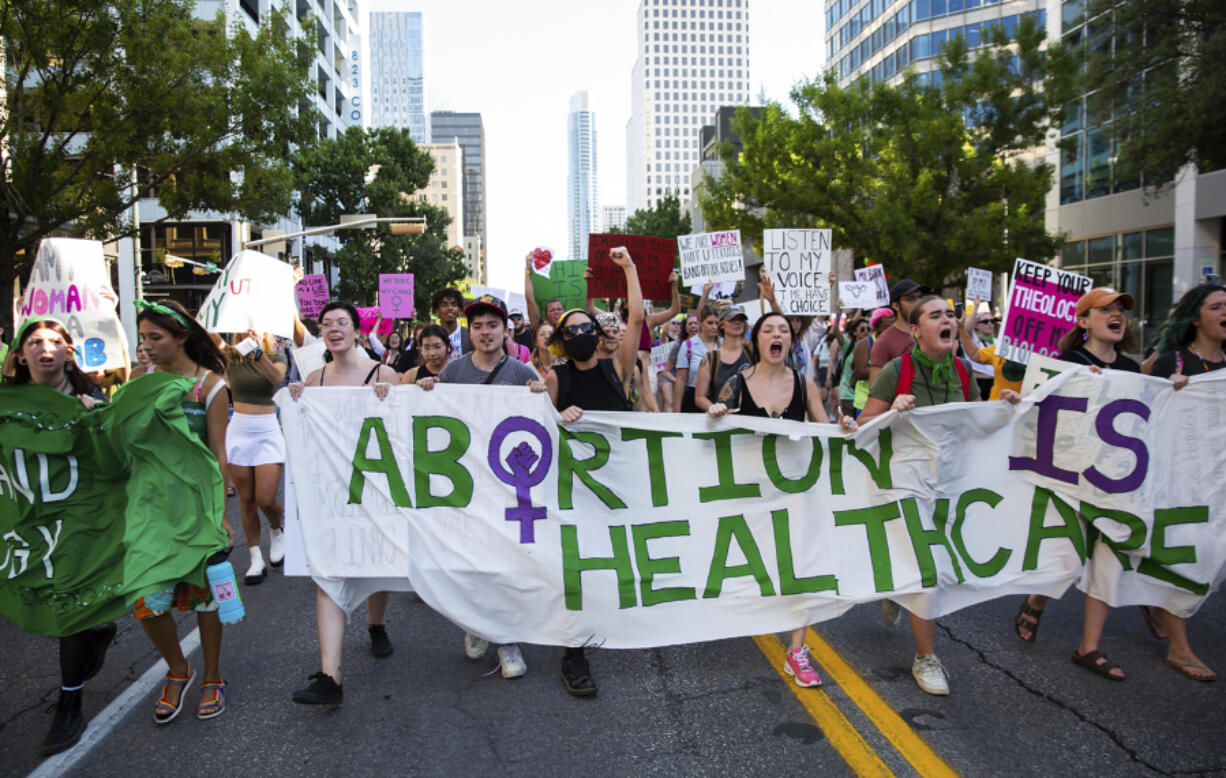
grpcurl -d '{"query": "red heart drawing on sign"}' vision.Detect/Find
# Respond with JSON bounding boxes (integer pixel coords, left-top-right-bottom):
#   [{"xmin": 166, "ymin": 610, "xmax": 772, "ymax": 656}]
[{"xmin": 532, "ymin": 248, "xmax": 552, "ymax": 270}]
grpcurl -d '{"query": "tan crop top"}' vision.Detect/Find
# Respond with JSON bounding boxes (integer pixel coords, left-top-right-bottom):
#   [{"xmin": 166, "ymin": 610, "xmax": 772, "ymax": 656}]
[{"xmin": 226, "ymin": 353, "xmax": 286, "ymax": 405}]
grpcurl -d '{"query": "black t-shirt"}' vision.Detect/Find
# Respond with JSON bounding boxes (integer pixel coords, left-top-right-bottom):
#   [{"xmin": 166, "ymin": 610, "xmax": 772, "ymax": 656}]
[
  {"xmin": 1150, "ymin": 347, "xmax": 1226, "ymax": 378},
  {"xmin": 513, "ymin": 328, "xmax": 534, "ymax": 351},
  {"xmin": 1058, "ymin": 345, "xmax": 1141, "ymax": 373}
]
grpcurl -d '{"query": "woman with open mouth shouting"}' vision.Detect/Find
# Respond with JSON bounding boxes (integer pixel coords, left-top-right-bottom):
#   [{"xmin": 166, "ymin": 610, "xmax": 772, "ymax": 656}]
[
  {"xmin": 858, "ymin": 295, "xmax": 1020, "ymax": 697},
  {"xmin": 706, "ymin": 311, "xmax": 857, "ymax": 689}
]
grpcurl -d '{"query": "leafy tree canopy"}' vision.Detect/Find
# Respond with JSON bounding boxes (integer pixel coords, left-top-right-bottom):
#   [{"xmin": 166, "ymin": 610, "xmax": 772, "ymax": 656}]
[{"xmin": 613, "ymin": 194, "xmax": 692, "ymax": 240}]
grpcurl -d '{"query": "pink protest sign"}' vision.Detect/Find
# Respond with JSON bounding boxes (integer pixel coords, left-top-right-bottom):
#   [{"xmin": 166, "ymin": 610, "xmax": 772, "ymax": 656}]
[
  {"xmin": 357, "ymin": 306, "xmax": 394, "ymax": 335},
  {"xmin": 295, "ymin": 274, "xmax": 329, "ymax": 319},
  {"xmin": 997, "ymin": 258, "xmax": 1092, "ymax": 364},
  {"xmin": 378, "ymin": 273, "xmax": 414, "ymax": 318}
]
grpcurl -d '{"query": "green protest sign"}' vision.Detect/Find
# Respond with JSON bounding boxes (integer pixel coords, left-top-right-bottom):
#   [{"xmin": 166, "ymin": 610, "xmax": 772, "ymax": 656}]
[
  {"xmin": 529, "ymin": 260, "xmax": 605, "ymax": 311},
  {"xmin": 0, "ymin": 373, "xmax": 229, "ymax": 636}
]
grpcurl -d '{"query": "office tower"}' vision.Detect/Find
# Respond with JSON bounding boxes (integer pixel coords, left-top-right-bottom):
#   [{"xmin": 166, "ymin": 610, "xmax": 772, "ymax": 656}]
[
  {"xmin": 601, "ymin": 205, "xmax": 627, "ymax": 233},
  {"xmin": 626, "ymin": 0, "xmax": 751, "ymax": 215},
  {"xmin": 431, "ymin": 112, "xmax": 487, "ymax": 282},
  {"xmin": 368, "ymin": 10, "xmax": 429, "ymax": 142},
  {"xmin": 419, "ymin": 142, "xmax": 465, "ymax": 257},
  {"xmin": 568, "ymin": 92, "xmax": 599, "ymax": 260}
]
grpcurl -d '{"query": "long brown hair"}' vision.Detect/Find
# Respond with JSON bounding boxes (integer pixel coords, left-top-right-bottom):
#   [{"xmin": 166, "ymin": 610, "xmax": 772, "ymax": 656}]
[
  {"xmin": 137, "ymin": 299, "xmax": 226, "ymax": 373},
  {"xmin": 2, "ymin": 319, "xmax": 98, "ymax": 395}
]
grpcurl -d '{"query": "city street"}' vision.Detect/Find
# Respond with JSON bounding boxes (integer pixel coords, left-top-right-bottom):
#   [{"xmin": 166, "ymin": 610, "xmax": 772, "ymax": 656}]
[{"xmin": 2, "ymin": 494, "xmax": 1224, "ymax": 778}]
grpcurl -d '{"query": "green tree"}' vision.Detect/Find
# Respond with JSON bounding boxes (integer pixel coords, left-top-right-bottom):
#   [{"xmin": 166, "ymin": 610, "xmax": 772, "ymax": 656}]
[
  {"xmin": 700, "ymin": 17, "xmax": 1076, "ymax": 287},
  {"xmin": 294, "ymin": 126, "xmax": 466, "ymax": 312},
  {"xmin": 614, "ymin": 194, "xmax": 692, "ymax": 240},
  {"xmin": 0, "ymin": 0, "xmax": 319, "ymax": 324},
  {"xmin": 1082, "ymin": 0, "xmax": 1226, "ymax": 189}
]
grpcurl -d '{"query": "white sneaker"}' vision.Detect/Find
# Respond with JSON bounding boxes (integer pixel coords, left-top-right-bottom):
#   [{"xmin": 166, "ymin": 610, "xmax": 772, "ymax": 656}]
[
  {"xmin": 498, "ymin": 644, "xmax": 527, "ymax": 678},
  {"xmin": 269, "ymin": 528, "xmax": 285, "ymax": 567},
  {"xmin": 881, "ymin": 599, "xmax": 902, "ymax": 628},
  {"xmin": 464, "ymin": 632, "xmax": 489, "ymax": 660},
  {"xmin": 244, "ymin": 547, "xmax": 266, "ymax": 585},
  {"xmin": 912, "ymin": 654, "xmax": 950, "ymax": 696}
]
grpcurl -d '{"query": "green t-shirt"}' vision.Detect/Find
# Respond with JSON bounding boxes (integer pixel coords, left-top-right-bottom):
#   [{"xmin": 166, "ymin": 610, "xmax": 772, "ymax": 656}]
[{"xmin": 868, "ymin": 355, "xmax": 980, "ymax": 408}]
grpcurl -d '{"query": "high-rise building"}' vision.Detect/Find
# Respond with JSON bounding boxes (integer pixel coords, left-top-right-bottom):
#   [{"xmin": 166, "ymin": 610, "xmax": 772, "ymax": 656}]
[
  {"xmin": 368, "ymin": 10, "xmax": 429, "ymax": 143},
  {"xmin": 689, "ymin": 106, "xmax": 759, "ymax": 234},
  {"xmin": 431, "ymin": 112, "xmax": 486, "ymax": 282},
  {"xmin": 626, "ymin": 0, "xmax": 751, "ymax": 215},
  {"xmin": 418, "ymin": 141, "xmax": 465, "ymax": 261},
  {"xmin": 601, "ymin": 205, "xmax": 627, "ymax": 233},
  {"xmin": 568, "ymin": 92, "xmax": 599, "ymax": 260}
]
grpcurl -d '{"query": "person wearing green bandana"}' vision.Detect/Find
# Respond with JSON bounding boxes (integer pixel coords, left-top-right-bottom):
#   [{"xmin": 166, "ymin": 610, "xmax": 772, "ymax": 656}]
[{"xmin": 860, "ymin": 295, "xmax": 1020, "ymax": 697}]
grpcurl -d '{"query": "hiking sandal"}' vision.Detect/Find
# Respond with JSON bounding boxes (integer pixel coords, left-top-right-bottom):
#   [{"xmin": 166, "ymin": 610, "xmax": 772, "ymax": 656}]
[
  {"xmin": 1072, "ymin": 650, "xmax": 1124, "ymax": 681},
  {"xmin": 1014, "ymin": 598, "xmax": 1044, "ymax": 643}
]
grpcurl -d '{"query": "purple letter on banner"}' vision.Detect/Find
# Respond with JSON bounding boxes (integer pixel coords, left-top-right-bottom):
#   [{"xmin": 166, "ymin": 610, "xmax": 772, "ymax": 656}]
[{"xmin": 1008, "ymin": 394, "xmax": 1088, "ymax": 485}]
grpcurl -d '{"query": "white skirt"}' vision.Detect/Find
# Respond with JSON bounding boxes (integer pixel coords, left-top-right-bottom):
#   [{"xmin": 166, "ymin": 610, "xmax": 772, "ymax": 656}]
[{"xmin": 226, "ymin": 411, "xmax": 286, "ymax": 466}]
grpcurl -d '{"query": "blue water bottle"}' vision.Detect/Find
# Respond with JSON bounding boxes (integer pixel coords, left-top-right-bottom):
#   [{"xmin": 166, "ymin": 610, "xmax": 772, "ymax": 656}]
[{"xmin": 206, "ymin": 552, "xmax": 245, "ymax": 625}]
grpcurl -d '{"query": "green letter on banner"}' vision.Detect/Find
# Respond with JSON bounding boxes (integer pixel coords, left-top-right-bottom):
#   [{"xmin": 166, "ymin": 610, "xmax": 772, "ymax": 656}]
[
  {"xmin": 692, "ymin": 429, "xmax": 761, "ymax": 503},
  {"xmin": 704, "ymin": 514, "xmax": 776, "ymax": 598},
  {"xmin": 763, "ymin": 436, "xmax": 822, "ymax": 493},
  {"xmin": 952, "ymin": 489, "xmax": 1011, "ymax": 578},
  {"xmin": 412, "ymin": 416, "xmax": 473, "ymax": 508},
  {"xmin": 561, "ymin": 524, "xmax": 637, "ymax": 610},
  {"xmin": 1080, "ymin": 502, "xmax": 1147, "ymax": 571},
  {"xmin": 558, "ymin": 429, "xmax": 626, "ymax": 510},
  {"xmin": 1022, "ymin": 487, "xmax": 1086, "ymax": 570},
  {"xmin": 622, "ymin": 428, "xmax": 683, "ymax": 507},
  {"xmin": 899, "ymin": 498, "xmax": 964, "ymax": 587},
  {"xmin": 834, "ymin": 502, "xmax": 902, "ymax": 592},
  {"xmin": 632, "ymin": 521, "xmax": 696, "ymax": 606},
  {"xmin": 349, "ymin": 418, "xmax": 412, "ymax": 507},
  {"xmin": 772, "ymin": 509, "xmax": 838, "ymax": 595},
  {"xmin": 829, "ymin": 428, "xmax": 893, "ymax": 495},
  {"xmin": 1137, "ymin": 506, "xmax": 1209, "ymax": 595}
]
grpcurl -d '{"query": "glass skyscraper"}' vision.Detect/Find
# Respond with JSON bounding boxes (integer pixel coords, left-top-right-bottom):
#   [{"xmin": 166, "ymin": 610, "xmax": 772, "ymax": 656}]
[
  {"xmin": 368, "ymin": 11, "xmax": 429, "ymax": 143},
  {"xmin": 568, "ymin": 92, "xmax": 598, "ymax": 261},
  {"xmin": 431, "ymin": 111, "xmax": 487, "ymax": 281}
]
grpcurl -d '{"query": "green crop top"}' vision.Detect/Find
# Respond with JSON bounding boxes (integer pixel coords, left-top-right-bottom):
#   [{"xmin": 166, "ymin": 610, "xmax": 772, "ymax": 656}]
[{"xmin": 226, "ymin": 353, "xmax": 286, "ymax": 406}]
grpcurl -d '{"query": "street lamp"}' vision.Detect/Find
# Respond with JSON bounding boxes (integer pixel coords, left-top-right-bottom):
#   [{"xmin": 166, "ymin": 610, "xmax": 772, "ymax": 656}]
[{"xmin": 243, "ymin": 214, "xmax": 427, "ymax": 253}]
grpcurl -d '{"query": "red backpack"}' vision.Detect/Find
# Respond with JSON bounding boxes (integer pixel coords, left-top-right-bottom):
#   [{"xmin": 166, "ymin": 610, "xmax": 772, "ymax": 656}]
[{"xmin": 894, "ymin": 351, "xmax": 973, "ymax": 401}]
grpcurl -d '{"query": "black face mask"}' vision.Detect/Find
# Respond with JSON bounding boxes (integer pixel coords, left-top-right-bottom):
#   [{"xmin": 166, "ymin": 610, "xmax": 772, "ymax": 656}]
[{"xmin": 565, "ymin": 333, "xmax": 599, "ymax": 362}]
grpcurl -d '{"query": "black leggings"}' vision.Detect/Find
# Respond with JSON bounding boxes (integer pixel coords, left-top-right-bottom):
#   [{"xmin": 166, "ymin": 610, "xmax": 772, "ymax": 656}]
[{"xmin": 59, "ymin": 631, "xmax": 92, "ymax": 688}]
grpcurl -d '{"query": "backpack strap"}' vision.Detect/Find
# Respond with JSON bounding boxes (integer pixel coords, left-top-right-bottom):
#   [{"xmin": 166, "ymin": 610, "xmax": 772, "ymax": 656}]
[
  {"xmin": 954, "ymin": 356, "xmax": 972, "ymax": 401},
  {"xmin": 1176, "ymin": 349, "xmax": 1184, "ymax": 374},
  {"xmin": 894, "ymin": 353, "xmax": 914, "ymax": 398}
]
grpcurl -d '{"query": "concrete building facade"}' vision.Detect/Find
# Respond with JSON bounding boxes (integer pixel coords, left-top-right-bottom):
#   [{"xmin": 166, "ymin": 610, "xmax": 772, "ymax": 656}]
[
  {"xmin": 419, "ymin": 142, "xmax": 465, "ymax": 257},
  {"xmin": 601, "ymin": 205, "xmax": 628, "ymax": 233},
  {"xmin": 567, "ymin": 92, "xmax": 599, "ymax": 260}
]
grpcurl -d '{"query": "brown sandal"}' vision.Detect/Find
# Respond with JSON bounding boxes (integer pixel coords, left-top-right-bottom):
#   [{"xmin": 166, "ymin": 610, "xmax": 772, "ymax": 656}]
[
  {"xmin": 1014, "ymin": 598, "xmax": 1044, "ymax": 643},
  {"xmin": 1072, "ymin": 650, "xmax": 1125, "ymax": 681}
]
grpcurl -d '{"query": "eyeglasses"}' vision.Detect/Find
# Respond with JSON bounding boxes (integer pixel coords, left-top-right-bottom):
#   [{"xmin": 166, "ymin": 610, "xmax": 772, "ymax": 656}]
[{"xmin": 563, "ymin": 322, "xmax": 597, "ymax": 337}]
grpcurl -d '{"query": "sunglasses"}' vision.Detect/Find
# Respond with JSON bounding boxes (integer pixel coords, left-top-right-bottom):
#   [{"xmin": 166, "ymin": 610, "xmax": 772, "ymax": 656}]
[{"xmin": 563, "ymin": 322, "xmax": 597, "ymax": 337}]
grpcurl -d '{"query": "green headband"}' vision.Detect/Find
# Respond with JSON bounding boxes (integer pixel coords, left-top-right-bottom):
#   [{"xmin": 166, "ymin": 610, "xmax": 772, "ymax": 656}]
[
  {"xmin": 134, "ymin": 299, "xmax": 192, "ymax": 329},
  {"xmin": 13, "ymin": 315, "xmax": 67, "ymax": 347}
]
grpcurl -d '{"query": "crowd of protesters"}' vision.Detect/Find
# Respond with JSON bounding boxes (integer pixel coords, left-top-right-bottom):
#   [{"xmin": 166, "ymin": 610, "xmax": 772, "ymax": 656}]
[{"xmin": 4, "ymin": 246, "xmax": 1223, "ymax": 757}]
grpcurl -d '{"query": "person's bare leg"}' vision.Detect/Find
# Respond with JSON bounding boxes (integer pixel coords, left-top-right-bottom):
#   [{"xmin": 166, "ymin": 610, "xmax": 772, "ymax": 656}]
[
  {"xmin": 231, "ymin": 465, "xmax": 260, "ymax": 548},
  {"xmin": 141, "ymin": 613, "xmax": 189, "ymax": 707},
  {"xmin": 1076, "ymin": 595, "xmax": 1123, "ymax": 679},
  {"xmin": 197, "ymin": 610, "xmax": 223, "ymax": 684},
  {"xmin": 316, "ymin": 587, "xmax": 346, "ymax": 683},
  {"xmin": 1016, "ymin": 594, "xmax": 1049, "ymax": 641},
  {"xmin": 1160, "ymin": 610, "xmax": 1215, "ymax": 680},
  {"xmin": 789, "ymin": 627, "xmax": 804, "ymax": 651},
  {"xmin": 367, "ymin": 591, "xmax": 389, "ymax": 626},
  {"xmin": 254, "ymin": 463, "xmax": 284, "ymax": 530},
  {"xmin": 911, "ymin": 614, "xmax": 937, "ymax": 655}
]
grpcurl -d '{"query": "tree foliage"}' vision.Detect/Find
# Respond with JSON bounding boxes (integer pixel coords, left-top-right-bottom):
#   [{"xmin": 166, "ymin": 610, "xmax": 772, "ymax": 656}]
[
  {"xmin": 614, "ymin": 194, "xmax": 692, "ymax": 240},
  {"xmin": 294, "ymin": 126, "xmax": 466, "ymax": 313},
  {"xmin": 700, "ymin": 17, "xmax": 1075, "ymax": 287},
  {"xmin": 1083, "ymin": 0, "xmax": 1226, "ymax": 188},
  {"xmin": 0, "ymin": 0, "xmax": 319, "ymax": 318}
]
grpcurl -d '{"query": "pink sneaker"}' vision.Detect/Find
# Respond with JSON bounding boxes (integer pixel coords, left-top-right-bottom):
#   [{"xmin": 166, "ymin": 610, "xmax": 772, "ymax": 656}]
[{"xmin": 784, "ymin": 645, "xmax": 823, "ymax": 688}]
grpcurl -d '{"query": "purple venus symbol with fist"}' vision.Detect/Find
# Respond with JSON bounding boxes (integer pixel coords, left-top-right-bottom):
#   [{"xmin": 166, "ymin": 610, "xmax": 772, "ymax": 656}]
[{"xmin": 487, "ymin": 417, "xmax": 553, "ymax": 543}]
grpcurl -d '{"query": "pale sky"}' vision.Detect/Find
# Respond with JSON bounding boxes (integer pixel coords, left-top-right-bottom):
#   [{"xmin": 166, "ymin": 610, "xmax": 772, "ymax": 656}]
[{"xmin": 370, "ymin": 0, "xmax": 824, "ymax": 292}]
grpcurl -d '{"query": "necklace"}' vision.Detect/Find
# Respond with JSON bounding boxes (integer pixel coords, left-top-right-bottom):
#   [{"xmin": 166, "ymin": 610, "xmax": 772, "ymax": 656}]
[{"xmin": 1188, "ymin": 343, "xmax": 1223, "ymax": 372}]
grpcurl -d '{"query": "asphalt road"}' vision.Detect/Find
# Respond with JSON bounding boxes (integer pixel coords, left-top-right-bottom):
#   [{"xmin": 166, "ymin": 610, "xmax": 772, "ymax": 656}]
[{"xmin": 3, "ymin": 500, "xmax": 1224, "ymax": 778}]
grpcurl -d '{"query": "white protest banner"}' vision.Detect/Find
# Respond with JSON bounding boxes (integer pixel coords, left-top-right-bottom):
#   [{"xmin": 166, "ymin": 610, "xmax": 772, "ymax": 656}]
[
  {"xmin": 196, "ymin": 250, "xmax": 296, "ymax": 339},
  {"xmin": 688, "ymin": 281, "xmax": 736, "ymax": 300},
  {"xmin": 1020, "ymin": 352, "xmax": 1070, "ymax": 396},
  {"xmin": 17, "ymin": 239, "xmax": 127, "ymax": 370},
  {"xmin": 966, "ymin": 266, "xmax": 993, "ymax": 302},
  {"xmin": 853, "ymin": 265, "xmax": 890, "ymax": 307},
  {"xmin": 763, "ymin": 229, "xmax": 832, "ymax": 315},
  {"xmin": 838, "ymin": 281, "xmax": 879, "ymax": 309},
  {"xmin": 275, "ymin": 369, "xmax": 1226, "ymax": 648},
  {"xmin": 997, "ymin": 258, "xmax": 1092, "ymax": 364},
  {"xmin": 677, "ymin": 230, "xmax": 744, "ymax": 285}
]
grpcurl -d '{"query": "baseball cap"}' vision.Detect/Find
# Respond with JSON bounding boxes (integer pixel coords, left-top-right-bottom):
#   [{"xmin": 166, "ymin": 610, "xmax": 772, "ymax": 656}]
[
  {"xmin": 1075, "ymin": 287, "xmax": 1135, "ymax": 316},
  {"xmin": 869, "ymin": 307, "xmax": 894, "ymax": 328},
  {"xmin": 890, "ymin": 279, "xmax": 934, "ymax": 304},
  {"xmin": 464, "ymin": 294, "xmax": 508, "ymax": 322},
  {"xmin": 508, "ymin": 310, "xmax": 524, "ymax": 320},
  {"xmin": 719, "ymin": 304, "xmax": 748, "ymax": 321}
]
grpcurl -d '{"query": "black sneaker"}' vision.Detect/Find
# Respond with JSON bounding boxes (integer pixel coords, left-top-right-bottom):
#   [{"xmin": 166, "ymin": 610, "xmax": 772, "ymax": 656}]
[
  {"xmin": 560, "ymin": 647, "xmax": 598, "ymax": 698},
  {"xmin": 291, "ymin": 672, "xmax": 342, "ymax": 705},
  {"xmin": 369, "ymin": 625, "xmax": 393, "ymax": 658},
  {"xmin": 83, "ymin": 622, "xmax": 117, "ymax": 682},
  {"xmin": 41, "ymin": 689, "xmax": 85, "ymax": 755}
]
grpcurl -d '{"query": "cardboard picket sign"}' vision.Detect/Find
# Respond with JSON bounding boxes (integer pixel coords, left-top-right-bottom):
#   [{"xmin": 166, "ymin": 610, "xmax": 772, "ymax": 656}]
[
  {"xmin": 196, "ymin": 250, "xmax": 296, "ymax": 339},
  {"xmin": 357, "ymin": 306, "xmax": 395, "ymax": 335},
  {"xmin": 839, "ymin": 281, "xmax": 879, "ymax": 309},
  {"xmin": 966, "ymin": 267, "xmax": 993, "ymax": 302},
  {"xmin": 854, "ymin": 265, "xmax": 890, "ymax": 307},
  {"xmin": 762, "ymin": 229, "xmax": 832, "ymax": 315},
  {"xmin": 291, "ymin": 340, "xmax": 328, "ymax": 381},
  {"xmin": 1020, "ymin": 352, "xmax": 1070, "ymax": 396},
  {"xmin": 17, "ymin": 238, "xmax": 128, "ymax": 370},
  {"xmin": 378, "ymin": 274, "xmax": 415, "ymax": 318},
  {"xmin": 997, "ymin": 258, "xmax": 1092, "ymax": 364},
  {"xmin": 531, "ymin": 260, "xmax": 590, "ymax": 311},
  {"xmin": 529, "ymin": 247, "xmax": 555, "ymax": 277},
  {"xmin": 469, "ymin": 285, "xmax": 507, "ymax": 303},
  {"xmin": 296, "ymin": 274, "xmax": 329, "ymax": 319},
  {"xmin": 688, "ymin": 281, "xmax": 736, "ymax": 300},
  {"xmin": 677, "ymin": 230, "xmax": 743, "ymax": 285},
  {"xmin": 586, "ymin": 233, "xmax": 674, "ymax": 300}
]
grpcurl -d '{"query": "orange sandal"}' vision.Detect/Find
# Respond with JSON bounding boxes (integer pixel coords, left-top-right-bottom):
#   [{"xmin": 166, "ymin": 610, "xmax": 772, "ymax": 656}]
[
  {"xmin": 154, "ymin": 663, "xmax": 196, "ymax": 724},
  {"xmin": 197, "ymin": 680, "xmax": 227, "ymax": 720}
]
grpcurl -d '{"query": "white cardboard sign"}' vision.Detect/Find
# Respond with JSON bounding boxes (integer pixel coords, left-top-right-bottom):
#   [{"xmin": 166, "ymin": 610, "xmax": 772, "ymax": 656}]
[
  {"xmin": 853, "ymin": 265, "xmax": 890, "ymax": 307},
  {"xmin": 196, "ymin": 250, "xmax": 296, "ymax": 339},
  {"xmin": 966, "ymin": 266, "xmax": 993, "ymax": 302},
  {"xmin": 677, "ymin": 230, "xmax": 744, "ymax": 285},
  {"xmin": 763, "ymin": 229, "xmax": 832, "ymax": 316}
]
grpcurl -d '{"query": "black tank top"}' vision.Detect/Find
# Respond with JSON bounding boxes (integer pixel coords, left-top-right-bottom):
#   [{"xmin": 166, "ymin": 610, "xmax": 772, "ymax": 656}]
[
  {"xmin": 556, "ymin": 359, "xmax": 630, "ymax": 412},
  {"xmin": 735, "ymin": 368, "xmax": 806, "ymax": 421},
  {"xmin": 413, "ymin": 362, "xmax": 442, "ymax": 383}
]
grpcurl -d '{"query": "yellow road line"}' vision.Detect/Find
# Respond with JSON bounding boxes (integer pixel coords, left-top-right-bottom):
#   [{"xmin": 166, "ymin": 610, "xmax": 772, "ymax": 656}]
[
  {"xmin": 805, "ymin": 627, "xmax": 959, "ymax": 778},
  {"xmin": 752, "ymin": 634, "xmax": 895, "ymax": 777}
]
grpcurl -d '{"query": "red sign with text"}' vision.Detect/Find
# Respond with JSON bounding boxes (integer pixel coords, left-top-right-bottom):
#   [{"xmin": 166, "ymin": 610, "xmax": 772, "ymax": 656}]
[{"xmin": 585, "ymin": 233, "xmax": 675, "ymax": 300}]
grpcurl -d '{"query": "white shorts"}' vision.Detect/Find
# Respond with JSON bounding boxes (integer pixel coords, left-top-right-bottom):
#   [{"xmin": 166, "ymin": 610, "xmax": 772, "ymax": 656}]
[{"xmin": 226, "ymin": 411, "xmax": 286, "ymax": 467}]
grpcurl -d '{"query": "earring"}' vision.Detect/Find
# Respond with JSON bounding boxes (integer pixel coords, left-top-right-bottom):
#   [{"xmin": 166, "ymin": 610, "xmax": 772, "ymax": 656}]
[{"xmin": 1082, "ymin": 330, "xmax": 1089, "ymax": 342}]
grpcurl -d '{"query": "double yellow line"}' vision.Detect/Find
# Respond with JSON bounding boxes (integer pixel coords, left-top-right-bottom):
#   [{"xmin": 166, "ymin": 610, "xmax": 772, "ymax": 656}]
[{"xmin": 753, "ymin": 628, "xmax": 957, "ymax": 777}]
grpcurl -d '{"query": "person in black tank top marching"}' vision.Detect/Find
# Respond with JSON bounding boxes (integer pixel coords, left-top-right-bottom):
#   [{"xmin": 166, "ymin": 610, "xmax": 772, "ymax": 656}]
[
  {"xmin": 707, "ymin": 311, "xmax": 857, "ymax": 689},
  {"xmin": 545, "ymin": 246, "xmax": 644, "ymax": 697}
]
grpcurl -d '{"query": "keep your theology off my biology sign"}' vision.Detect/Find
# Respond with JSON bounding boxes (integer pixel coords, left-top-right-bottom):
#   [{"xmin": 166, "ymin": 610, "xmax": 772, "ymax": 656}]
[{"xmin": 276, "ymin": 370, "xmax": 1226, "ymax": 649}]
